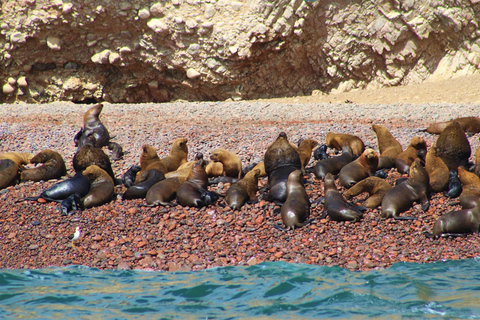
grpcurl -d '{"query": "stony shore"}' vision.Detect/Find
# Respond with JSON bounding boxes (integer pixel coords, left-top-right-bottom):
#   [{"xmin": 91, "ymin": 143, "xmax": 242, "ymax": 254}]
[{"xmin": 1, "ymin": 101, "xmax": 479, "ymax": 271}]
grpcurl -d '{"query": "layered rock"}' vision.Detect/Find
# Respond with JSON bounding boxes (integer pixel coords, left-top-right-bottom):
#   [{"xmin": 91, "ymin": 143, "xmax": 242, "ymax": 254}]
[{"xmin": 1, "ymin": 0, "xmax": 479, "ymax": 103}]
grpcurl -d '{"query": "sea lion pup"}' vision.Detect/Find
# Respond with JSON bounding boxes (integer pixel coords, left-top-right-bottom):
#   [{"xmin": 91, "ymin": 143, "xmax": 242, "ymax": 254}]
[
  {"xmin": 296, "ymin": 139, "xmax": 319, "ymax": 171},
  {"xmin": 210, "ymin": 148, "xmax": 242, "ymax": 179},
  {"xmin": 324, "ymin": 172, "xmax": 365, "ymax": 222},
  {"xmin": 444, "ymin": 170, "xmax": 462, "ymax": 198},
  {"xmin": 138, "ymin": 144, "xmax": 168, "ymax": 176},
  {"xmin": 421, "ymin": 116, "xmax": 480, "ymax": 135},
  {"xmin": 0, "ymin": 159, "xmax": 19, "ymax": 190},
  {"xmin": 338, "ymin": 148, "xmax": 379, "ymax": 188},
  {"xmin": 264, "ymin": 132, "xmax": 302, "ymax": 203},
  {"xmin": 225, "ymin": 168, "xmax": 260, "ymax": 211},
  {"xmin": 371, "ymin": 124, "xmax": 403, "ymax": 169},
  {"xmin": 344, "ymin": 176, "xmax": 392, "ymax": 208},
  {"xmin": 73, "ymin": 135, "xmax": 116, "ymax": 182},
  {"xmin": 313, "ymin": 145, "xmax": 354, "ymax": 180},
  {"xmin": 381, "ymin": 158, "xmax": 430, "ymax": 220},
  {"xmin": 313, "ymin": 144, "xmax": 328, "ymax": 161},
  {"xmin": 20, "ymin": 149, "xmax": 67, "ymax": 182},
  {"xmin": 395, "ymin": 136, "xmax": 427, "ymax": 174},
  {"xmin": 123, "ymin": 165, "xmax": 141, "ymax": 188},
  {"xmin": 325, "ymin": 132, "xmax": 365, "ymax": 157},
  {"xmin": 205, "ymin": 161, "xmax": 224, "ymax": 177},
  {"xmin": 80, "ymin": 164, "xmax": 115, "ymax": 208},
  {"xmin": 425, "ymin": 146, "xmax": 449, "ymax": 193},
  {"xmin": 22, "ymin": 173, "xmax": 91, "ymax": 203},
  {"xmin": 122, "ymin": 169, "xmax": 165, "ymax": 200},
  {"xmin": 280, "ymin": 170, "xmax": 311, "ymax": 229},
  {"xmin": 435, "ymin": 121, "xmax": 471, "ymax": 171},
  {"xmin": 159, "ymin": 138, "xmax": 188, "ymax": 173},
  {"xmin": 176, "ymin": 159, "xmax": 214, "ymax": 208}
]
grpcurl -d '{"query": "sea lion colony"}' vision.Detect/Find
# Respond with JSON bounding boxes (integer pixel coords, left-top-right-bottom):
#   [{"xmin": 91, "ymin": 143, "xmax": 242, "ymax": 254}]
[{"xmin": 2, "ymin": 105, "xmax": 480, "ymax": 238}]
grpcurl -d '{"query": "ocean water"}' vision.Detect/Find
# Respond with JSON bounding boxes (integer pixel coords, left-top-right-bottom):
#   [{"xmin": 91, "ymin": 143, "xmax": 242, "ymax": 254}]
[{"xmin": 1, "ymin": 259, "xmax": 480, "ymax": 319}]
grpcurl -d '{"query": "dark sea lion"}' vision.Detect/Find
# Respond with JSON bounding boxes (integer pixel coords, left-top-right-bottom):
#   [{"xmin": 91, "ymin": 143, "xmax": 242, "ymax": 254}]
[
  {"xmin": 225, "ymin": 168, "xmax": 260, "ymax": 210},
  {"xmin": 381, "ymin": 159, "xmax": 430, "ymax": 220},
  {"xmin": 123, "ymin": 165, "xmax": 141, "ymax": 188},
  {"xmin": 435, "ymin": 121, "xmax": 471, "ymax": 171},
  {"xmin": 122, "ymin": 169, "xmax": 165, "ymax": 200},
  {"xmin": 313, "ymin": 145, "xmax": 353, "ymax": 180},
  {"xmin": 324, "ymin": 172, "xmax": 365, "ymax": 222},
  {"xmin": 210, "ymin": 148, "xmax": 243, "ymax": 179},
  {"xmin": 338, "ymin": 148, "xmax": 379, "ymax": 188},
  {"xmin": 421, "ymin": 116, "xmax": 480, "ymax": 135},
  {"xmin": 325, "ymin": 132, "xmax": 365, "ymax": 157},
  {"xmin": 20, "ymin": 149, "xmax": 67, "ymax": 182},
  {"xmin": 23, "ymin": 173, "xmax": 90, "ymax": 202},
  {"xmin": 395, "ymin": 136, "xmax": 427, "ymax": 174},
  {"xmin": 444, "ymin": 170, "xmax": 462, "ymax": 198},
  {"xmin": 74, "ymin": 103, "xmax": 110, "ymax": 148},
  {"xmin": 73, "ymin": 135, "xmax": 116, "ymax": 181},
  {"xmin": 427, "ymin": 207, "xmax": 480, "ymax": 238},
  {"xmin": 264, "ymin": 132, "xmax": 302, "ymax": 203},
  {"xmin": 138, "ymin": 144, "xmax": 168, "ymax": 176},
  {"xmin": 159, "ymin": 137, "xmax": 188, "ymax": 173},
  {"xmin": 0, "ymin": 159, "xmax": 19, "ymax": 190},
  {"xmin": 280, "ymin": 170, "xmax": 311, "ymax": 229},
  {"xmin": 176, "ymin": 160, "xmax": 212, "ymax": 207},
  {"xmin": 344, "ymin": 176, "xmax": 392, "ymax": 208},
  {"xmin": 371, "ymin": 124, "xmax": 403, "ymax": 169},
  {"xmin": 313, "ymin": 144, "xmax": 328, "ymax": 161},
  {"xmin": 81, "ymin": 164, "xmax": 115, "ymax": 208},
  {"xmin": 296, "ymin": 138, "xmax": 318, "ymax": 171},
  {"xmin": 425, "ymin": 146, "xmax": 449, "ymax": 193}
]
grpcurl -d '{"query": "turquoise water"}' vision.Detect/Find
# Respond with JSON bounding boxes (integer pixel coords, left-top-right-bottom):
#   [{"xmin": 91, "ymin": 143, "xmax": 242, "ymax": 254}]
[{"xmin": 1, "ymin": 259, "xmax": 480, "ymax": 319}]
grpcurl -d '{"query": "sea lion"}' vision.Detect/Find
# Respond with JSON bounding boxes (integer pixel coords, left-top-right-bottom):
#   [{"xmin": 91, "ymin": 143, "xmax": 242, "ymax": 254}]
[
  {"xmin": 122, "ymin": 169, "xmax": 165, "ymax": 200},
  {"xmin": 395, "ymin": 136, "xmax": 427, "ymax": 174},
  {"xmin": 457, "ymin": 166, "xmax": 480, "ymax": 209},
  {"xmin": 225, "ymin": 168, "xmax": 260, "ymax": 210},
  {"xmin": 325, "ymin": 132, "xmax": 365, "ymax": 157},
  {"xmin": 205, "ymin": 161, "xmax": 224, "ymax": 177},
  {"xmin": 444, "ymin": 170, "xmax": 462, "ymax": 198},
  {"xmin": 421, "ymin": 116, "xmax": 480, "ymax": 135},
  {"xmin": 0, "ymin": 159, "xmax": 19, "ymax": 190},
  {"xmin": 264, "ymin": 132, "xmax": 302, "ymax": 203},
  {"xmin": 381, "ymin": 158, "xmax": 430, "ymax": 220},
  {"xmin": 296, "ymin": 139, "xmax": 318, "ymax": 171},
  {"xmin": 159, "ymin": 138, "xmax": 188, "ymax": 173},
  {"xmin": 20, "ymin": 149, "xmax": 67, "ymax": 182},
  {"xmin": 73, "ymin": 135, "xmax": 116, "ymax": 181},
  {"xmin": 176, "ymin": 160, "xmax": 212, "ymax": 207},
  {"xmin": 344, "ymin": 176, "xmax": 392, "ymax": 208},
  {"xmin": 474, "ymin": 146, "xmax": 480, "ymax": 177},
  {"xmin": 323, "ymin": 172, "xmax": 365, "ymax": 222},
  {"xmin": 0, "ymin": 152, "xmax": 34, "ymax": 168},
  {"xmin": 313, "ymin": 144, "xmax": 328, "ymax": 161},
  {"xmin": 138, "ymin": 144, "xmax": 168, "ymax": 176},
  {"xmin": 435, "ymin": 121, "xmax": 471, "ymax": 171},
  {"xmin": 371, "ymin": 124, "xmax": 403, "ymax": 169},
  {"xmin": 249, "ymin": 161, "xmax": 267, "ymax": 177},
  {"xmin": 123, "ymin": 165, "xmax": 141, "ymax": 188},
  {"xmin": 145, "ymin": 177, "xmax": 186, "ymax": 206},
  {"xmin": 313, "ymin": 145, "xmax": 354, "ymax": 180},
  {"xmin": 427, "ymin": 207, "xmax": 480, "ymax": 238},
  {"xmin": 23, "ymin": 173, "xmax": 91, "ymax": 203},
  {"xmin": 425, "ymin": 146, "xmax": 449, "ymax": 193},
  {"xmin": 338, "ymin": 148, "xmax": 379, "ymax": 188},
  {"xmin": 280, "ymin": 170, "xmax": 311, "ymax": 229},
  {"xmin": 210, "ymin": 148, "xmax": 242, "ymax": 179},
  {"xmin": 81, "ymin": 164, "xmax": 115, "ymax": 208}
]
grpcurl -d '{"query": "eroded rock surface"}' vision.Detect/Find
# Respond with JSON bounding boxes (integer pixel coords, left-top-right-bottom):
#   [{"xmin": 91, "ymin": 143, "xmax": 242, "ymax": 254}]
[{"xmin": 1, "ymin": 0, "xmax": 479, "ymax": 103}]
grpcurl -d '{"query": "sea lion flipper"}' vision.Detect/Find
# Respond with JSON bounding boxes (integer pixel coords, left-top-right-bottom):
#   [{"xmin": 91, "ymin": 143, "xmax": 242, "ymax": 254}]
[{"xmin": 74, "ymin": 128, "xmax": 84, "ymax": 147}]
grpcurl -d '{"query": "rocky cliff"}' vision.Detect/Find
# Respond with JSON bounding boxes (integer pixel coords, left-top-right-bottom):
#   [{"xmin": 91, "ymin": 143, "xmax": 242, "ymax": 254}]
[{"xmin": 1, "ymin": 0, "xmax": 479, "ymax": 103}]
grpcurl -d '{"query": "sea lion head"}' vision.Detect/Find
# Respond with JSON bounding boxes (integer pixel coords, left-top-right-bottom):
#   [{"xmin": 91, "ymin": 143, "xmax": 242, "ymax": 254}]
[
  {"xmin": 458, "ymin": 166, "xmax": 480, "ymax": 189},
  {"xmin": 410, "ymin": 136, "xmax": 427, "ymax": 150},
  {"xmin": 409, "ymin": 158, "xmax": 429, "ymax": 186},
  {"xmin": 359, "ymin": 148, "xmax": 379, "ymax": 171},
  {"xmin": 210, "ymin": 148, "xmax": 228, "ymax": 162},
  {"xmin": 82, "ymin": 164, "xmax": 113, "ymax": 183},
  {"xmin": 141, "ymin": 145, "xmax": 159, "ymax": 161},
  {"xmin": 84, "ymin": 103, "xmax": 103, "ymax": 122},
  {"xmin": 171, "ymin": 137, "xmax": 188, "ymax": 154},
  {"xmin": 299, "ymin": 138, "xmax": 319, "ymax": 150},
  {"xmin": 30, "ymin": 149, "xmax": 59, "ymax": 164}
]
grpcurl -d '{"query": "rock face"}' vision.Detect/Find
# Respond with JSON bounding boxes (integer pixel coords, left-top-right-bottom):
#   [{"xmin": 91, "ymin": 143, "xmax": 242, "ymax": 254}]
[{"xmin": 1, "ymin": 0, "xmax": 480, "ymax": 103}]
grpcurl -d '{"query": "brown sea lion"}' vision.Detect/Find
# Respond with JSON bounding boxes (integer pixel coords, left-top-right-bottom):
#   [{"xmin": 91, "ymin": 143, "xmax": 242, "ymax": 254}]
[
  {"xmin": 324, "ymin": 172, "xmax": 365, "ymax": 222},
  {"xmin": 296, "ymin": 139, "xmax": 319, "ymax": 171},
  {"xmin": 435, "ymin": 121, "xmax": 471, "ymax": 171},
  {"xmin": 264, "ymin": 132, "xmax": 302, "ymax": 203},
  {"xmin": 73, "ymin": 135, "xmax": 116, "ymax": 181},
  {"xmin": 344, "ymin": 176, "xmax": 392, "ymax": 208},
  {"xmin": 313, "ymin": 145, "xmax": 354, "ymax": 180},
  {"xmin": 474, "ymin": 146, "xmax": 480, "ymax": 177},
  {"xmin": 81, "ymin": 164, "xmax": 115, "ymax": 208},
  {"xmin": 138, "ymin": 144, "xmax": 168, "ymax": 176},
  {"xmin": 338, "ymin": 148, "xmax": 379, "ymax": 188},
  {"xmin": 210, "ymin": 148, "xmax": 242, "ymax": 179},
  {"xmin": 395, "ymin": 137, "xmax": 427, "ymax": 174},
  {"xmin": 457, "ymin": 166, "xmax": 480, "ymax": 209},
  {"xmin": 371, "ymin": 124, "xmax": 403, "ymax": 169},
  {"xmin": 0, "ymin": 159, "xmax": 19, "ymax": 189},
  {"xmin": 20, "ymin": 149, "xmax": 67, "ymax": 182},
  {"xmin": 325, "ymin": 132, "xmax": 365, "ymax": 157},
  {"xmin": 421, "ymin": 116, "xmax": 480, "ymax": 135},
  {"xmin": 0, "ymin": 152, "xmax": 34, "ymax": 168},
  {"xmin": 225, "ymin": 168, "xmax": 260, "ymax": 211},
  {"xmin": 249, "ymin": 161, "xmax": 267, "ymax": 177},
  {"xmin": 159, "ymin": 138, "xmax": 188, "ymax": 173},
  {"xmin": 176, "ymin": 159, "xmax": 211, "ymax": 207},
  {"xmin": 205, "ymin": 161, "xmax": 224, "ymax": 177},
  {"xmin": 122, "ymin": 169, "xmax": 165, "ymax": 200},
  {"xmin": 280, "ymin": 170, "xmax": 311, "ymax": 229},
  {"xmin": 428, "ymin": 207, "xmax": 480, "ymax": 238},
  {"xmin": 381, "ymin": 158, "xmax": 430, "ymax": 220},
  {"xmin": 425, "ymin": 146, "xmax": 449, "ymax": 193},
  {"xmin": 145, "ymin": 176, "xmax": 187, "ymax": 206}
]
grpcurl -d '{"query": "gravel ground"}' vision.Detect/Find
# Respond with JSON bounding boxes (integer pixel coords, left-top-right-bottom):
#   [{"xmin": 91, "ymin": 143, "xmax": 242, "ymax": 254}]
[{"xmin": 1, "ymin": 101, "xmax": 479, "ymax": 271}]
